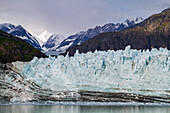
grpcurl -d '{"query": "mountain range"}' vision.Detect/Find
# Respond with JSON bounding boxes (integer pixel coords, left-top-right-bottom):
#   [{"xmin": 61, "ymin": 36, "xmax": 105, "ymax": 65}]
[
  {"xmin": 63, "ymin": 8, "xmax": 170, "ymax": 56},
  {"xmin": 49, "ymin": 17, "xmax": 143, "ymax": 55},
  {"xmin": 0, "ymin": 17, "xmax": 143, "ymax": 55}
]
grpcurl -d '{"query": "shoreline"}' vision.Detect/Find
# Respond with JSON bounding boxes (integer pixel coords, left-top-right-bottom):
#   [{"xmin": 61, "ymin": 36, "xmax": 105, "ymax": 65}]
[{"xmin": 1, "ymin": 101, "xmax": 170, "ymax": 107}]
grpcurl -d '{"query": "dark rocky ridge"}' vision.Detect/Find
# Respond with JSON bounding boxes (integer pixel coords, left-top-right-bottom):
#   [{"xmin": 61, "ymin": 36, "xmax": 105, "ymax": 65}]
[
  {"xmin": 0, "ymin": 30, "xmax": 46, "ymax": 63},
  {"xmin": 63, "ymin": 8, "xmax": 170, "ymax": 56}
]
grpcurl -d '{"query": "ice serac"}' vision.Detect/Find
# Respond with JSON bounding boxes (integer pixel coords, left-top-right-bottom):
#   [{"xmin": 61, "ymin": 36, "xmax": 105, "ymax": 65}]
[{"xmin": 13, "ymin": 46, "xmax": 170, "ymax": 97}]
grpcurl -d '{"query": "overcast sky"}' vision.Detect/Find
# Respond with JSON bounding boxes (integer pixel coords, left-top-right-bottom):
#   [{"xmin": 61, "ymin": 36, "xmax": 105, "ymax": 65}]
[{"xmin": 0, "ymin": 0, "xmax": 170, "ymax": 37}]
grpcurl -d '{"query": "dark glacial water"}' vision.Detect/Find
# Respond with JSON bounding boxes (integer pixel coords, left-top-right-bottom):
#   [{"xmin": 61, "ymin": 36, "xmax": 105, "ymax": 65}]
[{"xmin": 0, "ymin": 105, "xmax": 170, "ymax": 113}]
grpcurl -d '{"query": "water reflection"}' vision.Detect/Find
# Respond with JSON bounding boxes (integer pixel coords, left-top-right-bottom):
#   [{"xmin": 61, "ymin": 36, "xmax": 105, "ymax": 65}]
[{"xmin": 0, "ymin": 105, "xmax": 170, "ymax": 113}]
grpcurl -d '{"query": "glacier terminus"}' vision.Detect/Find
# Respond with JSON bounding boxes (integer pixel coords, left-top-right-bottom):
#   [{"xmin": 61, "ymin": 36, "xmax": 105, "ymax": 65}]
[{"xmin": 0, "ymin": 46, "xmax": 169, "ymax": 103}]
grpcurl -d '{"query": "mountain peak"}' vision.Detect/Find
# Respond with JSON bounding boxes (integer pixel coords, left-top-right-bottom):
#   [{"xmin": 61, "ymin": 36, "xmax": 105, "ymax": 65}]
[
  {"xmin": 39, "ymin": 31, "xmax": 52, "ymax": 37},
  {"xmin": 122, "ymin": 17, "xmax": 143, "ymax": 27},
  {"xmin": 123, "ymin": 19, "xmax": 131, "ymax": 27},
  {"xmin": 0, "ymin": 23, "xmax": 14, "ymax": 27},
  {"xmin": 36, "ymin": 31, "xmax": 52, "ymax": 47},
  {"xmin": 43, "ymin": 34, "xmax": 66, "ymax": 51},
  {"xmin": 0, "ymin": 23, "xmax": 15, "ymax": 31},
  {"xmin": 135, "ymin": 17, "xmax": 144, "ymax": 23},
  {"xmin": 16, "ymin": 25, "xmax": 24, "ymax": 29}
]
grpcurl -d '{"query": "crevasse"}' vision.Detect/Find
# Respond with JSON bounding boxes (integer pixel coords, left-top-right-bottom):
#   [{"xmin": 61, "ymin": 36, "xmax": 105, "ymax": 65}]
[{"xmin": 13, "ymin": 46, "xmax": 170, "ymax": 96}]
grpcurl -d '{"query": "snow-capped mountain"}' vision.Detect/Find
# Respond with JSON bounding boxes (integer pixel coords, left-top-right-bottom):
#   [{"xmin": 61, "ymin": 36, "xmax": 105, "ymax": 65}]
[
  {"xmin": 123, "ymin": 17, "xmax": 143, "ymax": 27},
  {"xmin": 0, "ymin": 17, "xmax": 143, "ymax": 56},
  {"xmin": 36, "ymin": 31, "xmax": 52, "ymax": 47},
  {"xmin": 0, "ymin": 23, "xmax": 41, "ymax": 49},
  {"xmin": 35, "ymin": 31, "xmax": 66, "ymax": 55},
  {"xmin": 135, "ymin": 17, "xmax": 143, "ymax": 24},
  {"xmin": 42, "ymin": 34, "xmax": 65, "ymax": 49},
  {"xmin": 51, "ymin": 17, "xmax": 144, "ymax": 54}
]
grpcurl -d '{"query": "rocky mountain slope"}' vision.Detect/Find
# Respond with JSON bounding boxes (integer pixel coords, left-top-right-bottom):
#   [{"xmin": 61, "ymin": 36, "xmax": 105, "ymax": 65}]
[
  {"xmin": 0, "ymin": 23, "xmax": 41, "ymax": 50},
  {"xmin": 0, "ymin": 30, "xmax": 46, "ymax": 63},
  {"xmin": 52, "ymin": 17, "xmax": 143, "ymax": 54},
  {"xmin": 63, "ymin": 8, "xmax": 170, "ymax": 56}
]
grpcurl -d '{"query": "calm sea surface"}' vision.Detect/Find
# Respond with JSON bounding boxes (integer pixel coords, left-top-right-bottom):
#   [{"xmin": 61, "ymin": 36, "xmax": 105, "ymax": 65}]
[{"xmin": 0, "ymin": 105, "xmax": 170, "ymax": 113}]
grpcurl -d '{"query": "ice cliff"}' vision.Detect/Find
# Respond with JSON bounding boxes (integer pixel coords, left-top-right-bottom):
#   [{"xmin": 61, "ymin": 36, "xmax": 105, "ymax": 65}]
[{"xmin": 12, "ymin": 46, "xmax": 170, "ymax": 97}]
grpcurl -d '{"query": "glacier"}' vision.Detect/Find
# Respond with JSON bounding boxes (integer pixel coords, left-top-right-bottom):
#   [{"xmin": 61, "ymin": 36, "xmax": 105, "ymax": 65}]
[
  {"xmin": 12, "ymin": 46, "xmax": 170, "ymax": 97},
  {"xmin": 1, "ymin": 46, "xmax": 170, "ymax": 102}
]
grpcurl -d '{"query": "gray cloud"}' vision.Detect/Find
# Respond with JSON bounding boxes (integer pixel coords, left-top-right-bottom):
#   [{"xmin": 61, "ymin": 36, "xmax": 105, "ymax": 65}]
[{"xmin": 0, "ymin": 0, "xmax": 169, "ymax": 37}]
